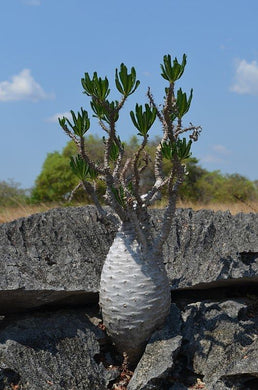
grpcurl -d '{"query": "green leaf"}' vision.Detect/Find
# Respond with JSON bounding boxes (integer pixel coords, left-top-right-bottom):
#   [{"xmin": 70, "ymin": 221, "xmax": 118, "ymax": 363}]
[
  {"xmin": 58, "ymin": 117, "xmax": 66, "ymax": 127},
  {"xmin": 130, "ymin": 104, "xmax": 156, "ymax": 136},
  {"xmin": 87, "ymin": 164, "xmax": 99, "ymax": 180},
  {"xmin": 90, "ymin": 99, "xmax": 105, "ymax": 119},
  {"xmin": 81, "ymin": 72, "xmax": 94, "ymax": 96},
  {"xmin": 176, "ymin": 138, "xmax": 192, "ymax": 160},
  {"xmin": 111, "ymin": 185, "xmax": 126, "ymax": 208},
  {"xmin": 115, "ymin": 72, "xmax": 124, "ymax": 94},
  {"xmin": 161, "ymin": 138, "xmax": 192, "ymax": 161},
  {"xmin": 161, "ymin": 141, "xmax": 174, "ymax": 160},
  {"xmin": 70, "ymin": 155, "xmax": 89, "ymax": 180},
  {"xmin": 70, "ymin": 155, "xmax": 98, "ymax": 180},
  {"xmin": 176, "ymin": 88, "xmax": 193, "ymax": 119},
  {"xmin": 65, "ymin": 108, "xmax": 90, "ymax": 137},
  {"xmin": 91, "ymin": 99, "xmax": 119, "ymax": 124},
  {"xmin": 103, "ymin": 136, "xmax": 123, "ymax": 161},
  {"xmin": 81, "ymin": 72, "xmax": 110, "ymax": 101},
  {"xmin": 161, "ymin": 54, "xmax": 187, "ymax": 83},
  {"xmin": 110, "ymin": 142, "xmax": 120, "ymax": 161},
  {"xmin": 115, "ymin": 63, "xmax": 140, "ymax": 96}
]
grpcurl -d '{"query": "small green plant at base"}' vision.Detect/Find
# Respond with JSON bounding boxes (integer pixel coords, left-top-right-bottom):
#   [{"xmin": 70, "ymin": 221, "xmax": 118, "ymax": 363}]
[{"xmin": 59, "ymin": 54, "xmax": 201, "ymax": 365}]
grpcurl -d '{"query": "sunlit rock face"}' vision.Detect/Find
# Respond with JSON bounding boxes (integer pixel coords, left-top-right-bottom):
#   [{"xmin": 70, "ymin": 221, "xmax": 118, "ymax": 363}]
[{"xmin": 0, "ymin": 206, "xmax": 257, "ymax": 389}]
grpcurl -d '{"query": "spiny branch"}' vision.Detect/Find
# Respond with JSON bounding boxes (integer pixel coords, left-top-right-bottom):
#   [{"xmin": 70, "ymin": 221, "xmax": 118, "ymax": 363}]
[
  {"xmin": 68, "ymin": 182, "xmax": 82, "ymax": 202},
  {"xmin": 154, "ymin": 159, "xmax": 184, "ymax": 254},
  {"xmin": 60, "ymin": 55, "xmax": 201, "ymax": 251},
  {"xmin": 116, "ymin": 94, "xmax": 128, "ymax": 111},
  {"xmin": 81, "ymin": 179, "xmax": 107, "ymax": 218},
  {"xmin": 103, "ymin": 118, "xmax": 115, "ymax": 171},
  {"xmin": 175, "ymin": 123, "xmax": 202, "ymax": 139},
  {"xmin": 113, "ymin": 136, "xmax": 125, "ymax": 183},
  {"xmin": 79, "ymin": 136, "xmax": 104, "ymax": 175},
  {"xmin": 147, "ymin": 87, "xmax": 164, "ymax": 123},
  {"xmin": 132, "ymin": 135, "xmax": 148, "ymax": 207},
  {"xmin": 60, "ymin": 123, "xmax": 80, "ymax": 147}
]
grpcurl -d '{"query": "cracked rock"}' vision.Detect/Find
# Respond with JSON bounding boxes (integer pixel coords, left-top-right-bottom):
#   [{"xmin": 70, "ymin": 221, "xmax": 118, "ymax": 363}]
[
  {"xmin": 0, "ymin": 206, "xmax": 117, "ymax": 313},
  {"xmin": 161, "ymin": 208, "xmax": 258, "ymax": 290},
  {"xmin": 178, "ymin": 299, "xmax": 258, "ymax": 389},
  {"xmin": 0, "ymin": 206, "xmax": 257, "ymax": 389},
  {"xmin": 127, "ymin": 298, "xmax": 258, "ymax": 390},
  {"xmin": 0, "ymin": 306, "xmax": 116, "ymax": 390},
  {"xmin": 128, "ymin": 304, "xmax": 182, "ymax": 390},
  {"xmin": 0, "ymin": 207, "xmax": 257, "ymax": 313}
]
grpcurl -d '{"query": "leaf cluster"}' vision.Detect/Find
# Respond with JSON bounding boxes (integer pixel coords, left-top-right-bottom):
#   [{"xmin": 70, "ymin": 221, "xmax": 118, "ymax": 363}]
[
  {"xmin": 57, "ymin": 54, "xmax": 202, "ymax": 236},
  {"xmin": 130, "ymin": 104, "xmax": 157, "ymax": 137},
  {"xmin": 70, "ymin": 155, "xmax": 98, "ymax": 181},
  {"xmin": 170, "ymin": 88, "xmax": 193, "ymax": 121},
  {"xmin": 161, "ymin": 54, "xmax": 187, "ymax": 83},
  {"xmin": 59, "ymin": 109, "xmax": 90, "ymax": 137},
  {"xmin": 32, "ymin": 137, "xmax": 258, "ymax": 207},
  {"xmin": 81, "ymin": 72, "xmax": 110, "ymax": 101},
  {"xmin": 115, "ymin": 63, "xmax": 140, "ymax": 96},
  {"xmin": 91, "ymin": 100, "xmax": 119, "ymax": 124},
  {"xmin": 103, "ymin": 136, "xmax": 124, "ymax": 161},
  {"xmin": 161, "ymin": 138, "xmax": 192, "ymax": 161}
]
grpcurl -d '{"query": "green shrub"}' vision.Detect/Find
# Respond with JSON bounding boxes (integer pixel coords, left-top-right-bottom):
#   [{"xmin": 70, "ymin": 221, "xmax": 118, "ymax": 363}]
[{"xmin": 0, "ymin": 180, "xmax": 29, "ymax": 207}]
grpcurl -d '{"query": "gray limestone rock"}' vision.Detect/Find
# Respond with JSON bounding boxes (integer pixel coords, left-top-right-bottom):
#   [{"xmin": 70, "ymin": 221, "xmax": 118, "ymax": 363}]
[
  {"xmin": 178, "ymin": 298, "xmax": 258, "ymax": 389},
  {"xmin": 0, "ymin": 206, "xmax": 257, "ymax": 389},
  {"xmin": 128, "ymin": 304, "xmax": 182, "ymax": 390},
  {"xmin": 0, "ymin": 206, "xmax": 117, "ymax": 313},
  {"xmin": 127, "ymin": 298, "xmax": 258, "ymax": 390},
  {"xmin": 160, "ymin": 208, "xmax": 258, "ymax": 290},
  {"xmin": 0, "ymin": 306, "xmax": 117, "ymax": 390},
  {"xmin": 0, "ymin": 206, "xmax": 257, "ymax": 313}
]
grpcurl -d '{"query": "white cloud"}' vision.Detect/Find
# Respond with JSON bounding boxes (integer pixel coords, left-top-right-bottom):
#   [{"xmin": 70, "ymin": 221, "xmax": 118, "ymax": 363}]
[
  {"xmin": 22, "ymin": 0, "xmax": 41, "ymax": 6},
  {"xmin": 201, "ymin": 144, "xmax": 231, "ymax": 165},
  {"xmin": 212, "ymin": 144, "xmax": 231, "ymax": 155},
  {"xmin": 46, "ymin": 111, "xmax": 72, "ymax": 123},
  {"xmin": 231, "ymin": 59, "xmax": 258, "ymax": 95},
  {"xmin": 0, "ymin": 69, "xmax": 53, "ymax": 102},
  {"xmin": 201, "ymin": 154, "xmax": 224, "ymax": 164}
]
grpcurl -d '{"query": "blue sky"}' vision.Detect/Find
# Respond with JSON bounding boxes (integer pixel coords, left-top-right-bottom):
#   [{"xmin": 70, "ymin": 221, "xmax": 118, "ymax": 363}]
[{"xmin": 1, "ymin": 0, "xmax": 258, "ymax": 189}]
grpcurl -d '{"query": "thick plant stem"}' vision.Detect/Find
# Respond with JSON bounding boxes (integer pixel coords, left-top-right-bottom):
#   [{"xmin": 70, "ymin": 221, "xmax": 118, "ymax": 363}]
[
  {"xmin": 154, "ymin": 160, "xmax": 184, "ymax": 254},
  {"xmin": 99, "ymin": 222, "xmax": 171, "ymax": 365},
  {"xmin": 81, "ymin": 180, "xmax": 106, "ymax": 218}
]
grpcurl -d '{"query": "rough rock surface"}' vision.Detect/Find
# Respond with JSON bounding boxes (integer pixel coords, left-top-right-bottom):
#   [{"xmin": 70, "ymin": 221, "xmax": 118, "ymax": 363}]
[
  {"xmin": 0, "ymin": 306, "xmax": 117, "ymax": 390},
  {"xmin": 181, "ymin": 299, "xmax": 258, "ymax": 389},
  {"xmin": 0, "ymin": 206, "xmax": 257, "ymax": 389},
  {"xmin": 160, "ymin": 208, "xmax": 258, "ymax": 290},
  {"xmin": 130, "ymin": 295, "xmax": 258, "ymax": 390},
  {"xmin": 0, "ymin": 206, "xmax": 117, "ymax": 313},
  {"xmin": 128, "ymin": 304, "xmax": 183, "ymax": 390},
  {"xmin": 0, "ymin": 206, "xmax": 257, "ymax": 313}
]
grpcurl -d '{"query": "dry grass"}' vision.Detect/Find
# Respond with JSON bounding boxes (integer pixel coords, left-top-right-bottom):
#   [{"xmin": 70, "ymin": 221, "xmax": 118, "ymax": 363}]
[
  {"xmin": 0, "ymin": 203, "xmax": 60, "ymax": 224},
  {"xmin": 176, "ymin": 199, "xmax": 258, "ymax": 214},
  {"xmin": 0, "ymin": 200, "xmax": 257, "ymax": 225}
]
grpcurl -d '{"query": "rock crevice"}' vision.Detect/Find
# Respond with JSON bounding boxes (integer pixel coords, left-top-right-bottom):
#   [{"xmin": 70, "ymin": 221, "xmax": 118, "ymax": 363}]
[{"xmin": 0, "ymin": 206, "xmax": 257, "ymax": 389}]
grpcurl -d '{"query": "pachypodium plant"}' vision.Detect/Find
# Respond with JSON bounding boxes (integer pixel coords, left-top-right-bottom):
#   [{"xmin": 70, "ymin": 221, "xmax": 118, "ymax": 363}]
[{"xmin": 59, "ymin": 54, "xmax": 201, "ymax": 365}]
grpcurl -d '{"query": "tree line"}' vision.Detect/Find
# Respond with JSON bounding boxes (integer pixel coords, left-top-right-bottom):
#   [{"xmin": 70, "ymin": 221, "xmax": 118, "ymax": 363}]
[{"xmin": 1, "ymin": 135, "xmax": 257, "ymax": 207}]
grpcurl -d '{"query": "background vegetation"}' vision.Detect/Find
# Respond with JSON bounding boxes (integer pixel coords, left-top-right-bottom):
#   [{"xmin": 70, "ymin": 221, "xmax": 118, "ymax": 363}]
[
  {"xmin": 30, "ymin": 135, "xmax": 258, "ymax": 205},
  {"xmin": 1, "ymin": 135, "xmax": 257, "ymax": 223}
]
